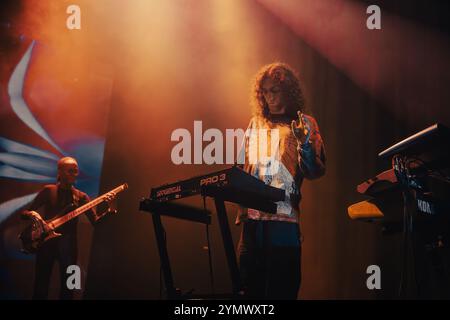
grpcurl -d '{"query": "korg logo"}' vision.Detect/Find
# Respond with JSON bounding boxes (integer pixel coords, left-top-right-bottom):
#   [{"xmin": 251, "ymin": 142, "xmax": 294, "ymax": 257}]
[{"xmin": 417, "ymin": 199, "xmax": 434, "ymax": 215}]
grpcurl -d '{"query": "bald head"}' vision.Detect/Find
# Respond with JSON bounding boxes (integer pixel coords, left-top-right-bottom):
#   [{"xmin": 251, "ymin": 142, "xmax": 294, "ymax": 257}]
[
  {"xmin": 57, "ymin": 157, "xmax": 79, "ymax": 187},
  {"xmin": 58, "ymin": 157, "xmax": 78, "ymax": 169}
]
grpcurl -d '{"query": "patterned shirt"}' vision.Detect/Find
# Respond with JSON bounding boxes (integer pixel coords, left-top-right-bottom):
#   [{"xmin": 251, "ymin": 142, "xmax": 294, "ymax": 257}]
[{"xmin": 236, "ymin": 114, "xmax": 326, "ymax": 224}]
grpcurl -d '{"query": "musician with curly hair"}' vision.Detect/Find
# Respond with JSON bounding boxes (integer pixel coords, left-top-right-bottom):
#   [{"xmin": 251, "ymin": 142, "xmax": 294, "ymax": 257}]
[{"xmin": 237, "ymin": 62, "xmax": 326, "ymax": 299}]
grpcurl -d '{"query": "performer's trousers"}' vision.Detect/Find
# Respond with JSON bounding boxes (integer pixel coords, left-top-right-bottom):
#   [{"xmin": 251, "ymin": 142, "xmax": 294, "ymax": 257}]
[
  {"xmin": 238, "ymin": 219, "xmax": 302, "ymax": 300},
  {"xmin": 32, "ymin": 234, "xmax": 77, "ymax": 300}
]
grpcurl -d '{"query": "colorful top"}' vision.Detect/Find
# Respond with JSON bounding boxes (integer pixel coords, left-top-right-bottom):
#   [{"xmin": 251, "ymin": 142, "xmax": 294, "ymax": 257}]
[{"xmin": 236, "ymin": 114, "xmax": 326, "ymax": 224}]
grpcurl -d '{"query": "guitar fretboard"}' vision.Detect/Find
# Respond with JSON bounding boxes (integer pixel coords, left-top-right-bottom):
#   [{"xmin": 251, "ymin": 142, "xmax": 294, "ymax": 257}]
[{"xmin": 48, "ymin": 184, "xmax": 128, "ymax": 229}]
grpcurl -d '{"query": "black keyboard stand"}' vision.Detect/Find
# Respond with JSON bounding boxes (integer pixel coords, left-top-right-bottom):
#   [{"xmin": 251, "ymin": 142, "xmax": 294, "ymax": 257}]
[
  {"xmin": 140, "ymin": 199, "xmax": 211, "ymax": 299},
  {"xmin": 140, "ymin": 198, "xmax": 243, "ymax": 299},
  {"xmin": 212, "ymin": 196, "xmax": 242, "ymax": 296},
  {"xmin": 140, "ymin": 186, "xmax": 277, "ymax": 300},
  {"xmin": 151, "ymin": 212, "xmax": 179, "ymax": 299},
  {"xmin": 140, "ymin": 183, "xmax": 281, "ymax": 300},
  {"xmin": 378, "ymin": 123, "xmax": 450, "ymax": 299}
]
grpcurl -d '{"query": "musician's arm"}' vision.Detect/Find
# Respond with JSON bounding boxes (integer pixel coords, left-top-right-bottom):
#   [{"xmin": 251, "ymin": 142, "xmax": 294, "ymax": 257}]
[
  {"xmin": 80, "ymin": 194, "xmax": 100, "ymax": 225},
  {"xmin": 21, "ymin": 186, "xmax": 49, "ymax": 219},
  {"xmin": 84, "ymin": 193, "xmax": 117, "ymax": 225},
  {"xmin": 298, "ymin": 116, "xmax": 326, "ymax": 180}
]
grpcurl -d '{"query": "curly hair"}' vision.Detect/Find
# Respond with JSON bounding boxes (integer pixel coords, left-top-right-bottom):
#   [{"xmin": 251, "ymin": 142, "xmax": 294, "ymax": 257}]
[{"xmin": 251, "ymin": 62, "xmax": 307, "ymax": 122}]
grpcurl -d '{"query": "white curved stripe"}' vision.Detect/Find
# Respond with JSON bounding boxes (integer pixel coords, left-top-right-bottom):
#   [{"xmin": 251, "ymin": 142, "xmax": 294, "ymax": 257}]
[
  {"xmin": 0, "ymin": 152, "xmax": 57, "ymax": 176},
  {"xmin": 0, "ymin": 164, "xmax": 55, "ymax": 182},
  {"xmin": 0, "ymin": 193, "xmax": 38, "ymax": 225},
  {"xmin": 7, "ymin": 41, "xmax": 64, "ymax": 155},
  {"xmin": 0, "ymin": 137, "xmax": 59, "ymax": 160}
]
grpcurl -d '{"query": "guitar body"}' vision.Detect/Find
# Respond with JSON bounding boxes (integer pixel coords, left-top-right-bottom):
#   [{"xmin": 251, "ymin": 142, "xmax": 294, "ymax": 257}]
[{"xmin": 19, "ymin": 216, "xmax": 61, "ymax": 254}]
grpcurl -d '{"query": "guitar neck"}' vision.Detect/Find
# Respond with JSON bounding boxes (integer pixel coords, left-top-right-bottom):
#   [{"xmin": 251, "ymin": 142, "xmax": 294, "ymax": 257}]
[{"xmin": 49, "ymin": 184, "xmax": 128, "ymax": 229}]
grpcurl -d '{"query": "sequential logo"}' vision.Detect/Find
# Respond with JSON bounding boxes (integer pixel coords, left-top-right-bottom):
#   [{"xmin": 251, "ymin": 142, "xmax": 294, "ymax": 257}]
[{"xmin": 170, "ymin": 121, "xmax": 281, "ymax": 173}]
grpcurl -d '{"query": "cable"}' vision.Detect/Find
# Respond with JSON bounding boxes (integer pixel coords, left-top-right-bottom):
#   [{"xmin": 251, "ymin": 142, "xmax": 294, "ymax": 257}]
[
  {"xmin": 203, "ymin": 196, "xmax": 215, "ymax": 296},
  {"xmin": 395, "ymin": 156, "xmax": 420, "ymax": 298},
  {"xmin": 395, "ymin": 154, "xmax": 450, "ymax": 298},
  {"xmin": 398, "ymin": 189, "xmax": 408, "ymax": 297},
  {"xmin": 395, "ymin": 155, "xmax": 411, "ymax": 298},
  {"xmin": 159, "ymin": 262, "xmax": 163, "ymax": 299},
  {"xmin": 406, "ymin": 156, "xmax": 450, "ymax": 183}
]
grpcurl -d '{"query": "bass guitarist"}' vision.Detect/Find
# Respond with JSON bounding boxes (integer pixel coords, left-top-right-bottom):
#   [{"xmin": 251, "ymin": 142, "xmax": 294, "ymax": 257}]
[{"xmin": 21, "ymin": 157, "xmax": 115, "ymax": 300}]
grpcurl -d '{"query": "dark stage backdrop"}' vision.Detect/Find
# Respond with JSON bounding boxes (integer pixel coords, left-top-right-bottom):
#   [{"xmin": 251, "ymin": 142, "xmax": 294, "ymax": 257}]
[
  {"xmin": 84, "ymin": 0, "xmax": 450, "ymax": 299},
  {"xmin": 1, "ymin": 0, "xmax": 449, "ymax": 299}
]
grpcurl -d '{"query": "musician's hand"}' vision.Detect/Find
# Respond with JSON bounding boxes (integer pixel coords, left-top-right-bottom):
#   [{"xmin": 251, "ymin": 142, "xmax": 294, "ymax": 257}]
[
  {"xmin": 21, "ymin": 210, "xmax": 33, "ymax": 219},
  {"xmin": 22, "ymin": 210, "xmax": 42, "ymax": 220},
  {"xmin": 43, "ymin": 220, "xmax": 55, "ymax": 233},
  {"xmin": 105, "ymin": 192, "xmax": 116, "ymax": 203},
  {"xmin": 291, "ymin": 111, "xmax": 311, "ymax": 144},
  {"xmin": 107, "ymin": 207, "xmax": 118, "ymax": 214},
  {"xmin": 94, "ymin": 193, "xmax": 118, "ymax": 223}
]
